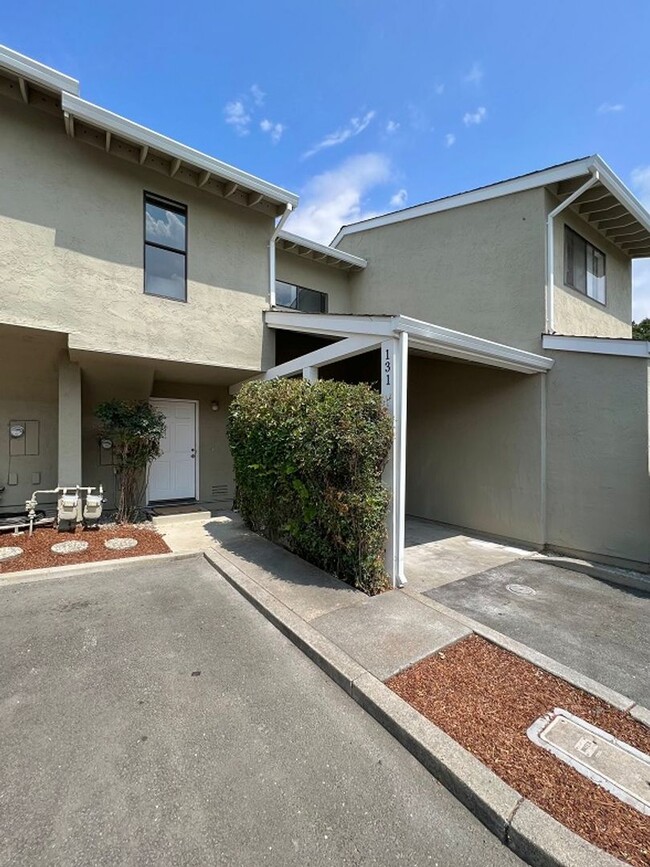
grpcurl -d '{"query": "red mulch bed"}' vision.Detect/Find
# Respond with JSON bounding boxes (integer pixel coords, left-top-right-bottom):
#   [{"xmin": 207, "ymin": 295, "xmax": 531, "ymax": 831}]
[
  {"xmin": 386, "ymin": 635, "xmax": 650, "ymax": 867},
  {"xmin": 0, "ymin": 524, "xmax": 170, "ymax": 574}
]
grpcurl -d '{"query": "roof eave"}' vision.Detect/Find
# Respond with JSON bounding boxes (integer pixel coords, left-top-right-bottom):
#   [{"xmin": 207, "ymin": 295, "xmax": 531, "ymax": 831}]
[
  {"xmin": 61, "ymin": 93, "xmax": 299, "ymax": 209},
  {"xmin": 0, "ymin": 44, "xmax": 79, "ymax": 96},
  {"xmin": 276, "ymin": 229, "xmax": 367, "ymax": 270}
]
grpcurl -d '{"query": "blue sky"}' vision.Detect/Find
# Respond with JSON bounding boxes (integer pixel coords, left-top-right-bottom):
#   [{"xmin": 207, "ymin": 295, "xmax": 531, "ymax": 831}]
[{"xmin": 3, "ymin": 0, "xmax": 650, "ymax": 316}]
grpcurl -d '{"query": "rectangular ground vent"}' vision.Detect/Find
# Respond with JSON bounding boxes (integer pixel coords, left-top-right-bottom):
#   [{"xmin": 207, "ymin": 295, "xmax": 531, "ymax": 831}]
[{"xmin": 527, "ymin": 708, "xmax": 650, "ymax": 815}]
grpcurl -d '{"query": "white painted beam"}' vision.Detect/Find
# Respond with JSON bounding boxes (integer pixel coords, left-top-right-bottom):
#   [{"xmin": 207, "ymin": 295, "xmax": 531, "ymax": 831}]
[
  {"xmin": 381, "ymin": 335, "xmax": 408, "ymax": 588},
  {"xmin": 229, "ymin": 334, "xmax": 381, "ymax": 395}
]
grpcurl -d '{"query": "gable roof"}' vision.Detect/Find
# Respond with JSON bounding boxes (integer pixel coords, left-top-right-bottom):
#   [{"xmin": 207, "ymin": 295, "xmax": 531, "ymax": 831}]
[
  {"xmin": 331, "ymin": 156, "xmax": 650, "ymax": 258},
  {"xmin": 0, "ymin": 44, "xmax": 297, "ymax": 217}
]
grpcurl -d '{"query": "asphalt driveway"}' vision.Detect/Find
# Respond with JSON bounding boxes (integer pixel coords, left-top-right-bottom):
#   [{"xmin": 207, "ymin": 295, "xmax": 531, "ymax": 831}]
[
  {"xmin": 426, "ymin": 558, "xmax": 650, "ymax": 707},
  {"xmin": 0, "ymin": 556, "xmax": 520, "ymax": 867}
]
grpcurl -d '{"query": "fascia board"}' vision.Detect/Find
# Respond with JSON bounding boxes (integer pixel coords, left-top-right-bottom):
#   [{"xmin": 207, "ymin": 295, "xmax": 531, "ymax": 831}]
[
  {"xmin": 61, "ymin": 93, "xmax": 299, "ymax": 207},
  {"xmin": 0, "ymin": 44, "xmax": 79, "ymax": 95},
  {"xmin": 277, "ymin": 230, "xmax": 367, "ymax": 268},
  {"xmin": 331, "ymin": 158, "xmax": 596, "ymax": 245},
  {"xmin": 543, "ymin": 335, "xmax": 650, "ymax": 357}
]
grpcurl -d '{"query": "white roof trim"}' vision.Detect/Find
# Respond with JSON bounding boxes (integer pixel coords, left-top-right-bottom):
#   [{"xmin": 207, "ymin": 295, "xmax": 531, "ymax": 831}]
[
  {"xmin": 276, "ymin": 229, "xmax": 367, "ymax": 269},
  {"xmin": 61, "ymin": 93, "xmax": 299, "ymax": 208},
  {"xmin": 265, "ymin": 311, "xmax": 553, "ymax": 374},
  {"xmin": 543, "ymin": 334, "xmax": 650, "ymax": 358},
  {"xmin": 331, "ymin": 155, "xmax": 650, "ymax": 246},
  {"xmin": 0, "ymin": 43, "xmax": 79, "ymax": 95}
]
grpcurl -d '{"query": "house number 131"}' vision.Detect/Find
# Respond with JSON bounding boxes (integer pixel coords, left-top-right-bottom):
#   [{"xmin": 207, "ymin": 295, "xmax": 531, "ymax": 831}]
[{"xmin": 384, "ymin": 348, "xmax": 391, "ymax": 387}]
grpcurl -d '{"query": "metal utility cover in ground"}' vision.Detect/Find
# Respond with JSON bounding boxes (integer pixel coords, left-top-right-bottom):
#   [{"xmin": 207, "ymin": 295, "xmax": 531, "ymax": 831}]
[{"xmin": 527, "ymin": 708, "xmax": 650, "ymax": 815}]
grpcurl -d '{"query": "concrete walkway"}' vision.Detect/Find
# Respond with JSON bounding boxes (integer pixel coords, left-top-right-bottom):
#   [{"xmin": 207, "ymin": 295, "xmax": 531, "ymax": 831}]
[
  {"xmin": 0, "ymin": 556, "xmax": 521, "ymax": 866},
  {"xmin": 156, "ymin": 512, "xmax": 650, "ymax": 701}
]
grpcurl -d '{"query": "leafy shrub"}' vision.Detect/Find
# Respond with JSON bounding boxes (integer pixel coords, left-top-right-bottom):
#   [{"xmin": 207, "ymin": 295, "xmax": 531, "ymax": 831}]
[
  {"xmin": 228, "ymin": 378, "xmax": 393, "ymax": 595},
  {"xmin": 95, "ymin": 399, "xmax": 166, "ymax": 523}
]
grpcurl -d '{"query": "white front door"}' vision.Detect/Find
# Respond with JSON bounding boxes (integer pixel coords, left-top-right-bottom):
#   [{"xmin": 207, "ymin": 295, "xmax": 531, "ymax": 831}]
[{"xmin": 148, "ymin": 399, "xmax": 197, "ymax": 502}]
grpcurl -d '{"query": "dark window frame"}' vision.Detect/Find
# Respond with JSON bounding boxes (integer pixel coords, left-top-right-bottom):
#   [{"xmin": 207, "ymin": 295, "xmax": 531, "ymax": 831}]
[
  {"xmin": 275, "ymin": 279, "xmax": 329, "ymax": 313},
  {"xmin": 143, "ymin": 191, "xmax": 188, "ymax": 302},
  {"xmin": 564, "ymin": 225, "xmax": 607, "ymax": 306}
]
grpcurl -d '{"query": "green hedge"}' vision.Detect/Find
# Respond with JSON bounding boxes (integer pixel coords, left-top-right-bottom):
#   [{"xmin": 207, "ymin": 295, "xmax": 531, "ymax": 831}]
[{"xmin": 228, "ymin": 378, "xmax": 393, "ymax": 595}]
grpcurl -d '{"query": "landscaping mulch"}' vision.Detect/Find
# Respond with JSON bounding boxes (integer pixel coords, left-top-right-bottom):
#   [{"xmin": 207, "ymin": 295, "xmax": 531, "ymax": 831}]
[
  {"xmin": 0, "ymin": 524, "xmax": 170, "ymax": 574},
  {"xmin": 386, "ymin": 635, "xmax": 650, "ymax": 867}
]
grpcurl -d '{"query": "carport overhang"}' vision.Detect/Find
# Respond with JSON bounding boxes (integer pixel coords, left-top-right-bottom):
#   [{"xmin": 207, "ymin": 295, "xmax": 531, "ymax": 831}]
[{"xmin": 230, "ymin": 312, "xmax": 554, "ymax": 588}]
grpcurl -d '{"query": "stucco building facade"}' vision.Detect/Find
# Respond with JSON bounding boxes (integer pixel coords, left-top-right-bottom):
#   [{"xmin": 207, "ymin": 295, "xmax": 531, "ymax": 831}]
[{"xmin": 1, "ymin": 45, "xmax": 649, "ymax": 582}]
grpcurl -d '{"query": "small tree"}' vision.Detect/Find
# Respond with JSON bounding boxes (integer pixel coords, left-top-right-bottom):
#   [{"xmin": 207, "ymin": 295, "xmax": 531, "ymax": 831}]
[
  {"xmin": 95, "ymin": 400, "xmax": 166, "ymax": 523},
  {"xmin": 632, "ymin": 318, "xmax": 650, "ymax": 340}
]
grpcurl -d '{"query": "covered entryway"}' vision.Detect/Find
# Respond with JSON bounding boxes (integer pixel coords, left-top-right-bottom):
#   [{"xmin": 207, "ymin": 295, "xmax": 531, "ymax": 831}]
[
  {"xmin": 231, "ymin": 311, "xmax": 554, "ymax": 588},
  {"xmin": 149, "ymin": 399, "xmax": 198, "ymax": 502}
]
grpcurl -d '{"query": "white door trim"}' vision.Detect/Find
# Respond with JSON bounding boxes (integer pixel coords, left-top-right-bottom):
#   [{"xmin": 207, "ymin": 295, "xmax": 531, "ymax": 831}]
[{"xmin": 147, "ymin": 398, "xmax": 200, "ymax": 503}]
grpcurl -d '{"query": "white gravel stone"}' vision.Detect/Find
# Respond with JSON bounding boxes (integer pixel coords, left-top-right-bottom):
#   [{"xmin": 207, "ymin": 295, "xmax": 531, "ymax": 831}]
[
  {"xmin": 0, "ymin": 546, "xmax": 23, "ymax": 561},
  {"xmin": 51, "ymin": 540, "xmax": 89, "ymax": 554},
  {"xmin": 104, "ymin": 537, "xmax": 138, "ymax": 551}
]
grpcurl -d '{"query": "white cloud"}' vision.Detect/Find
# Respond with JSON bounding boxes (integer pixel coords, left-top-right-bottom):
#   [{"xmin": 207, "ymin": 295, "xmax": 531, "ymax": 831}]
[
  {"xmin": 250, "ymin": 84, "xmax": 265, "ymax": 106},
  {"xmin": 435, "ymin": 83, "xmax": 445, "ymax": 95},
  {"xmin": 463, "ymin": 106, "xmax": 487, "ymax": 126},
  {"xmin": 631, "ymin": 166, "xmax": 650, "ymax": 206},
  {"xmin": 260, "ymin": 118, "xmax": 285, "ymax": 144},
  {"xmin": 597, "ymin": 102, "xmax": 624, "ymax": 114},
  {"xmin": 386, "ymin": 119, "xmax": 400, "ymax": 134},
  {"xmin": 390, "ymin": 188, "xmax": 408, "ymax": 208},
  {"xmin": 463, "ymin": 62, "xmax": 484, "ymax": 85},
  {"xmin": 287, "ymin": 153, "xmax": 391, "ymax": 244},
  {"xmin": 302, "ymin": 110, "xmax": 376, "ymax": 159},
  {"xmin": 444, "ymin": 133, "xmax": 456, "ymax": 147},
  {"xmin": 224, "ymin": 100, "xmax": 251, "ymax": 136},
  {"xmin": 630, "ymin": 166, "xmax": 650, "ymax": 321}
]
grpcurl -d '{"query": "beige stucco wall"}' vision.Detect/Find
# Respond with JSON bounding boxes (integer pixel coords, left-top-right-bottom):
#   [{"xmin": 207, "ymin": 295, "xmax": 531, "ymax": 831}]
[
  {"xmin": 78, "ymin": 355, "xmax": 234, "ymax": 508},
  {"xmin": 406, "ymin": 355, "xmax": 544, "ymax": 545},
  {"xmin": 548, "ymin": 191, "xmax": 632, "ymax": 338},
  {"xmin": 340, "ymin": 188, "xmax": 548, "ymax": 353},
  {"xmin": 275, "ymin": 249, "xmax": 352, "ymax": 313},
  {"xmin": 0, "ymin": 96, "xmax": 274, "ymax": 374},
  {"xmin": 546, "ymin": 351, "xmax": 649, "ymax": 567},
  {"xmin": 0, "ymin": 327, "xmax": 63, "ymax": 513}
]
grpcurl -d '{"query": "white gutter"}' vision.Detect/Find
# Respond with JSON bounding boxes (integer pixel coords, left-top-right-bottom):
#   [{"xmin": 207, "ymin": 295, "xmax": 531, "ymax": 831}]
[
  {"xmin": 277, "ymin": 229, "xmax": 368, "ymax": 270},
  {"xmin": 0, "ymin": 44, "xmax": 79, "ymax": 95},
  {"xmin": 268, "ymin": 205, "xmax": 293, "ymax": 306},
  {"xmin": 61, "ymin": 93, "xmax": 299, "ymax": 209},
  {"xmin": 545, "ymin": 170, "xmax": 599, "ymax": 333}
]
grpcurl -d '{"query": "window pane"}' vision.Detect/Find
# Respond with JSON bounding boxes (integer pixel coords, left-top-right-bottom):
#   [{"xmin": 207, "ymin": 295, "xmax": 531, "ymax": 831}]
[
  {"xmin": 298, "ymin": 287, "xmax": 325, "ymax": 312},
  {"xmin": 145, "ymin": 199, "xmax": 186, "ymax": 252},
  {"xmin": 571, "ymin": 232, "xmax": 587, "ymax": 292},
  {"xmin": 587, "ymin": 247, "xmax": 606, "ymax": 303},
  {"xmin": 145, "ymin": 245, "xmax": 186, "ymax": 300},
  {"xmin": 275, "ymin": 280, "xmax": 298, "ymax": 308}
]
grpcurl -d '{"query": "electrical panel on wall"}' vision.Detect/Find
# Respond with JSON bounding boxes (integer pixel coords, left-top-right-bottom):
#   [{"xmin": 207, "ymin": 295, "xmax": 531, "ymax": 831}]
[{"xmin": 8, "ymin": 420, "xmax": 40, "ymax": 456}]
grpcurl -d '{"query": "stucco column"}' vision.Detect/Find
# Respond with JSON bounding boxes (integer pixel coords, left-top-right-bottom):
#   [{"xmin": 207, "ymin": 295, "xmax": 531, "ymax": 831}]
[
  {"xmin": 58, "ymin": 354, "xmax": 82, "ymax": 486},
  {"xmin": 381, "ymin": 334, "xmax": 408, "ymax": 588}
]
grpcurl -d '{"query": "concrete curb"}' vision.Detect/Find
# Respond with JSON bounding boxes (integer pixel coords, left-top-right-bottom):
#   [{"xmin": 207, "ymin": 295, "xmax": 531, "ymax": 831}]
[
  {"xmin": 0, "ymin": 550, "xmax": 202, "ymax": 586},
  {"xmin": 204, "ymin": 549, "xmax": 629, "ymax": 867},
  {"xmin": 401, "ymin": 588, "xmax": 639, "ymax": 713}
]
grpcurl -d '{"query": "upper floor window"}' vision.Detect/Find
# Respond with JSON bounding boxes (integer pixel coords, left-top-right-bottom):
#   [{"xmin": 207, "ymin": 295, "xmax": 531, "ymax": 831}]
[
  {"xmin": 275, "ymin": 280, "xmax": 328, "ymax": 313},
  {"xmin": 564, "ymin": 226, "xmax": 606, "ymax": 305},
  {"xmin": 144, "ymin": 193, "xmax": 187, "ymax": 301}
]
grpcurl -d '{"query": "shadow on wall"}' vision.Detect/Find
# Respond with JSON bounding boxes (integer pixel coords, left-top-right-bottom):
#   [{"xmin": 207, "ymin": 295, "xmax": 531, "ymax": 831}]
[{"xmin": 1, "ymin": 98, "xmax": 273, "ymax": 295}]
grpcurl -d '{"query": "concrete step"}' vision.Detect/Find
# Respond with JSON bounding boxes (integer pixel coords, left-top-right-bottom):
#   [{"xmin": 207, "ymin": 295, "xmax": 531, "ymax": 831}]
[{"xmin": 152, "ymin": 510, "xmax": 214, "ymax": 527}]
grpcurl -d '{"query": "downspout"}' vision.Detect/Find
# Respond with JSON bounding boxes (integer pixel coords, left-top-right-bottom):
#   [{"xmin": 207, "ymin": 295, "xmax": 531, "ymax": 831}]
[
  {"xmin": 545, "ymin": 170, "xmax": 599, "ymax": 333},
  {"xmin": 268, "ymin": 204, "xmax": 293, "ymax": 307}
]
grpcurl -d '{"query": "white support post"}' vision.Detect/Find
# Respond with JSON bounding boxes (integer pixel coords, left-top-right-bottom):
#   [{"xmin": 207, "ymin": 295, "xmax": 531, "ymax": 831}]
[
  {"xmin": 302, "ymin": 366, "xmax": 318, "ymax": 382},
  {"xmin": 381, "ymin": 334, "xmax": 408, "ymax": 588}
]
